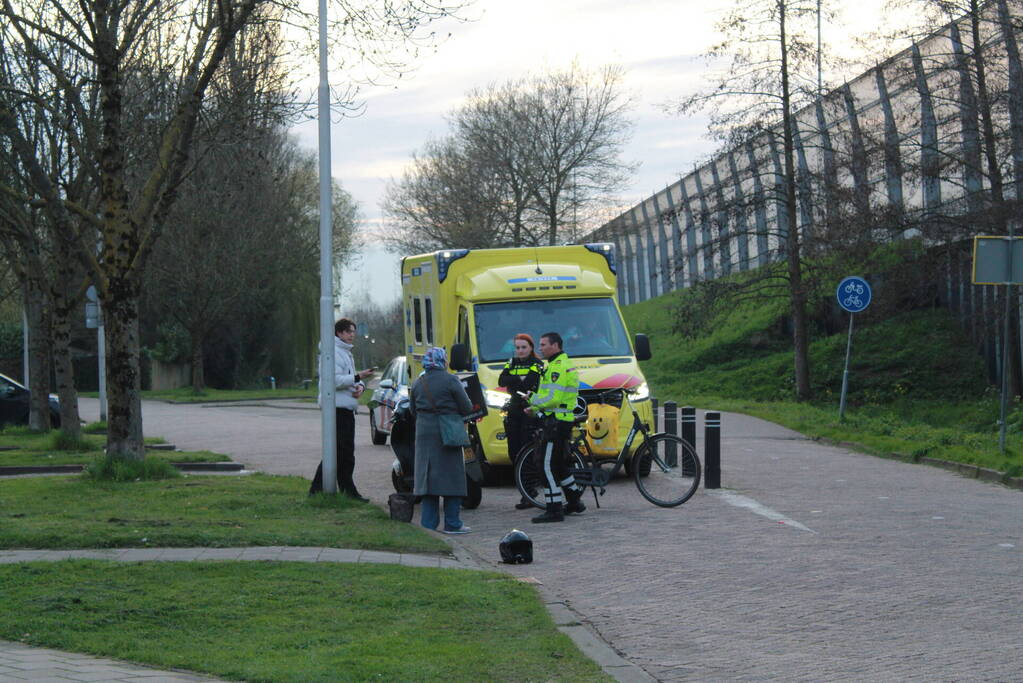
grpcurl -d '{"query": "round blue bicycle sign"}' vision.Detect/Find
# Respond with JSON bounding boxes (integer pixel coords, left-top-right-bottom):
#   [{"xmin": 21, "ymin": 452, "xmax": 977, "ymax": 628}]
[{"xmin": 837, "ymin": 276, "xmax": 872, "ymax": 313}]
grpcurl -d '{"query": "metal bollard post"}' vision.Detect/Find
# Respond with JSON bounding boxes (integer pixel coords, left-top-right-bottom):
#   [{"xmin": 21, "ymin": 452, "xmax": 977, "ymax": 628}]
[
  {"xmin": 681, "ymin": 406, "xmax": 696, "ymax": 450},
  {"xmin": 704, "ymin": 411, "xmax": 721, "ymax": 489},
  {"xmin": 650, "ymin": 397, "xmax": 659, "ymax": 432},
  {"xmin": 663, "ymin": 401, "xmax": 678, "ymax": 466}
]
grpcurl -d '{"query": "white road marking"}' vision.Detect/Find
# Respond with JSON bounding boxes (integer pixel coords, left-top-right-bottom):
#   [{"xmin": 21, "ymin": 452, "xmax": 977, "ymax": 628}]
[
  {"xmin": 708, "ymin": 490, "xmax": 817, "ymax": 533},
  {"xmin": 998, "ymin": 543, "xmax": 1015, "ymax": 549}
]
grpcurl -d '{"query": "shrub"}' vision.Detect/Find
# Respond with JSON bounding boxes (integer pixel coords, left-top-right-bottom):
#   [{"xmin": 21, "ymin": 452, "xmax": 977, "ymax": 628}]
[
  {"xmin": 83, "ymin": 456, "xmax": 181, "ymax": 482},
  {"xmin": 48, "ymin": 431, "xmax": 101, "ymax": 452}
]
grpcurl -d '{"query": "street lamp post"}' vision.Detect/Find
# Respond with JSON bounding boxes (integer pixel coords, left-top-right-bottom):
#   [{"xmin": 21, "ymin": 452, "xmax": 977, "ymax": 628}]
[{"xmin": 317, "ymin": 0, "xmax": 337, "ymax": 493}]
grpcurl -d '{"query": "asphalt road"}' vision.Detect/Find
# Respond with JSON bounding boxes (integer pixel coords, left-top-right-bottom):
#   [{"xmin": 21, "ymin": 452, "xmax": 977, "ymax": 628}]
[{"xmin": 79, "ymin": 398, "xmax": 1023, "ymax": 682}]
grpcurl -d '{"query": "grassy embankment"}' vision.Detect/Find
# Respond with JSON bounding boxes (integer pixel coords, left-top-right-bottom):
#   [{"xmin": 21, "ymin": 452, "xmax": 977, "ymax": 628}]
[{"xmin": 624, "ymin": 288, "xmax": 1023, "ymax": 478}]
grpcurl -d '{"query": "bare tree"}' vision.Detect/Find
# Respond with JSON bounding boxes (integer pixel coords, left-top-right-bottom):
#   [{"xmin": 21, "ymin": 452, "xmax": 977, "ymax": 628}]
[
  {"xmin": 0, "ymin": 0, "xmax": 467, "ymax": 459},
  {"xmin": 516, "ymin": 64, "xmax": 634, "ymax": 245},
  {"xmin": 382, "ymin": 135, "xmax": 511, "ymax": 253},
  {"xmin": 383, "ymin": 62, "xmax": 634, "ymax": 254},
  {"xmin": 669, "ymin": 0, "xmax": 832, "ymax": 401},
  {"xmin": 868, "ymin": 0, "xmax": 1023, "ymax": 394}
]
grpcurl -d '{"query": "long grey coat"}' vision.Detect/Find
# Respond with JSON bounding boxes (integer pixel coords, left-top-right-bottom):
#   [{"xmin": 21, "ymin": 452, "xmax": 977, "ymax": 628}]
[{"xmin": 410, "ymin": 369, "xmax": 474, "ymax": 497}]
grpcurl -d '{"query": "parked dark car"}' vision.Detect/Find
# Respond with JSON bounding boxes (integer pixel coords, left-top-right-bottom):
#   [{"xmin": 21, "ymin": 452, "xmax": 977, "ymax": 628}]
[
  {"xmin": 367, "ymin": 356, "xmax": 410, "ymax": 445},
  {"xmin": 0, "ymin": 373, "xmax": 61, "ymax": 428}
]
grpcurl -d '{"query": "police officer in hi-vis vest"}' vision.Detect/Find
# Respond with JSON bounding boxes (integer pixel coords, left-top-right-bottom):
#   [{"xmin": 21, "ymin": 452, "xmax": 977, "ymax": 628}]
[
  {"xmin": 524, "ymin": 332, "xmax": 585, "ymax": 523},
  {"xmin": 498, "ymin": 333, "xmax": 545, "ymax": 510}
]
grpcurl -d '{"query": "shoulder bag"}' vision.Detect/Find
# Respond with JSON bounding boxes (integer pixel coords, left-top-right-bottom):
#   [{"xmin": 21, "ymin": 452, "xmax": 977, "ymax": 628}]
[{"xmin": 420, "ymin": 375, "xmax": 471, "ymax": 447}]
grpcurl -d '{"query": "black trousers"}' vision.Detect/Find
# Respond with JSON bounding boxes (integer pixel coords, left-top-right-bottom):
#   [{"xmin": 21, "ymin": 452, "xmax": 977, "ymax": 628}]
[
  {"xmin": 504, "ymin": 410, "xmax": 539, "ymax": 465},
  {"xmin": 309, "ymin": 407, "xmax": 356, "ymax": 494}
]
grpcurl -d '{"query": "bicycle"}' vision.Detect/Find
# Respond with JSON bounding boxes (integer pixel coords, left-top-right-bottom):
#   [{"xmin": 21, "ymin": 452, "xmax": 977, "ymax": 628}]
[{"xmin": 514, "ymin": 388, "xmax": 702, "ymax": 508}]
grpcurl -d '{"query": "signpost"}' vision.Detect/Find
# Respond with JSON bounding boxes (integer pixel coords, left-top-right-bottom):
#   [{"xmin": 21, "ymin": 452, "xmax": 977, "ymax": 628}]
[
  {"xmin": 972, "ymin": 233, "xmax": 1020, "ymax": 453},
  {"xmin": 86, "ymin": 286, "xmax": 107, "ymax": 421},
  {"xmin": 837, "ymin": 276, "xmax": 872, "ymax": 420}
]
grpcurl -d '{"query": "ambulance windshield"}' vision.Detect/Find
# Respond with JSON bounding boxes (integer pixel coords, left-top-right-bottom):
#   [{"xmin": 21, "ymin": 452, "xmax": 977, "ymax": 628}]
[{"xmin": 474, "ymin": 298, "xmax": 631, "ymax": 362}]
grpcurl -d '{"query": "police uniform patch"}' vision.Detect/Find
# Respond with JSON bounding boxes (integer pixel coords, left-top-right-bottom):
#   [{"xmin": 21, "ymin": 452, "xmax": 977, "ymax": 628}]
[{"xmin": 551, "ymin": 372, "xmax": 560, "ymax": 382}]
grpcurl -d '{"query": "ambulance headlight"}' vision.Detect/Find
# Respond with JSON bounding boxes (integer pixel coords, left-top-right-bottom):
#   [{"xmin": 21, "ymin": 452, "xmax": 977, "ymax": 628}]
[
  {"xmin": 630, "ymin": 382, "xmax": 650, "ymax": 401},
  {"xmin": 486, "ymin": 390, "xmax": 509, "ymax": 409}
]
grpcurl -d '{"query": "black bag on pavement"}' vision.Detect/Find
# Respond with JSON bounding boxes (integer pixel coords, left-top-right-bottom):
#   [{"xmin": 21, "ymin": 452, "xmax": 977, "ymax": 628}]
[{"xmin": 388, "ymin": 493, "xmax": 415, "ymax": 523}]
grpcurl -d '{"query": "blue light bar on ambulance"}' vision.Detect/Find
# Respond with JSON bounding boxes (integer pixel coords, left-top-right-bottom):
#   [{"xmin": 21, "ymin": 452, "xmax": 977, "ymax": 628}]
[
  {"xmin": 584, "ymin": 243, "xmax": 616, "ymax": 274},
  {"xmin": 436, "ymin": 249, "xmax": 470, "ymax": 282}
]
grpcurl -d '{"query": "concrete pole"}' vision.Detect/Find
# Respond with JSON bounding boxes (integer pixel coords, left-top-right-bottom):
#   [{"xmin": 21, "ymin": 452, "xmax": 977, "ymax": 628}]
[{"xmin": 317, "ymin": 0, "xmax": 337, "ymax": 492}]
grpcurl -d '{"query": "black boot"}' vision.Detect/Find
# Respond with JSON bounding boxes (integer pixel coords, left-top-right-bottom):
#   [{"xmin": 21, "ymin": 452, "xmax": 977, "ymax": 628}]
[
  {"xmin": 515, "ymin": 494, "xmax": 534, "ymax": 510},
  {"xmin": 565, "ymin": 489, "xmax": 586, "ymax": 515},
  {"xmin": 532, "ymin": 502, "xmax": 564, "ymax": 523},
  {"xmin": 342, "ymin": 488, "xmax": 369, "ymax": 503}
]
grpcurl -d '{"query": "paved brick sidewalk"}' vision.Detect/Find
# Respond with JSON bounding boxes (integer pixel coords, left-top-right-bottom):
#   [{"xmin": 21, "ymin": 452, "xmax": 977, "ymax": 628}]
[
  {"xmin": 0, "ymin": 640, "xmax": 223, "ymax": 682},
  {"xmin": 66, "ymin": 398, "xmax": 1023, "ymax": 681},
  {"xmin": 0, "ymin": 546, "xmax": 478, "ymax": 569}
]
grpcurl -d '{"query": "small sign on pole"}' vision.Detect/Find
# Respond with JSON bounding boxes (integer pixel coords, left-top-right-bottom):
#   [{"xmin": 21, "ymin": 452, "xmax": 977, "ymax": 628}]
[
  {"xmin": 972, "ymin": 236, "xmax": 1023, "ymax": 284},
  {"xmin": 972, "ymin": 233, "xmax": 1019, "ymax": 453},
  {"xmin": 837, "ymin": 276, "xmax": 872, "ymax": 420}
]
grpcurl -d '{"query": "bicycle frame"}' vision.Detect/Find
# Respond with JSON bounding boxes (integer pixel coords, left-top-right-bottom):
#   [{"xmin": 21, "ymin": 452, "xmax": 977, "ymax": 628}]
[{"xmin": 570, "ymin": 398, "xmax": 651, "ymax": 500}]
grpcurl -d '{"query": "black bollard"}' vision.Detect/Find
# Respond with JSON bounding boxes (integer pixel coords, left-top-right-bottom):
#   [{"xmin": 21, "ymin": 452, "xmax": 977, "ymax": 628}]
[
  {"xmin": 651, "ymin": 397, "xmax": 659, "ymax": 431},
  {"xmin": 663, "ymin": 401, "xmax": 678, "ymax": 466},
  {"xmin": 704, "ymin": 411, "xmax": 721, "ymax": 489},
  {"xmin": 681, "ymin": 406, "xmax": 696, "ymax": 450}
]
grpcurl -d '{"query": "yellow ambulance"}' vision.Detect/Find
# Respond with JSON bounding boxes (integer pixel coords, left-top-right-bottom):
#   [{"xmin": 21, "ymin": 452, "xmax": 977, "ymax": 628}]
[{"xmin": 400, "ymin": 243, "xmax": 653, "ymax": 481}]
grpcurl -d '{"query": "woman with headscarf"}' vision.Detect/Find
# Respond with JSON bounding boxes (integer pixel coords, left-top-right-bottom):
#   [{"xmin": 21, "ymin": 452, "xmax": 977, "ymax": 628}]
[
  {"xmin": 410, "ymin": 347, "xmax": 475, "ymax": 534},
  {"xmin": 498, "ymin": 333, "xmax": 545, "ymax": 510}
]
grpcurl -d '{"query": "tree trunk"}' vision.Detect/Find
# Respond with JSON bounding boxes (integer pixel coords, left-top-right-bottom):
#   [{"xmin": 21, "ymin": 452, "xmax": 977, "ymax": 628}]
[
  {"xmin": 23, "ymin": 278, "xmax": 52, "ymax": 431},
  {"xmin": 778, "ymin": 1, "xmax": 812, "ymax": 401},
  {"xmin": 50, "ymin": 235, "xmax": 82, "ymax": 438},
  {"xmin": 50, "ymin": 295, "xmax": 82, "ymax": 439},
  {"xmin": 102, "ymin": 276, "xmax": 144, "ymax": 459},
  {"xmin": 995, "ymin": 0, "xmax": 1023, "ymax": 397}
]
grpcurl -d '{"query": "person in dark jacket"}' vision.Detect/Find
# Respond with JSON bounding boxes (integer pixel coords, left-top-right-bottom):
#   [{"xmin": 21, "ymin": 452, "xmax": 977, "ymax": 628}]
[
  {"xmin": 410, "ymin": 347, "xmax": 475, "ymax": 534},
  {"xmin": 498, "ymin": 333, "xmax": 544, "ymax": 510}
]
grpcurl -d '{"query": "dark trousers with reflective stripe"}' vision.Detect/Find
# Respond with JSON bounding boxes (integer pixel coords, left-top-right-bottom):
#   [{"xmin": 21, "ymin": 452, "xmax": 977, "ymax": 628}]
[{"xmin": 533, "ymin": 419, "xmax": 580, "ymax": 506}]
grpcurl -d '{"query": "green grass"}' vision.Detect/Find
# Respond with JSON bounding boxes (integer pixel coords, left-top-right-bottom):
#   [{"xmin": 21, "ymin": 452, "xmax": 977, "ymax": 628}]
[
  {"xmin": 0, "ymin": 427, "xmax": 226, "ymax": 467},
  {"xmin": 624, "ymin": 288, "xmax": 1022, "ymax": 475},
  {"xmin": 83, "ymin": 455, "xmax": 181, "ymax": 482},
  {"xmin": 81, "ymin": 387, "xmax": 316, "ymax": 403},
  {"xmin": 0, "ymin": 473, "xmax": 449, "ymax": 553},
  {"xmin": 0, "ymin": 561, "xmax": 606, "ymax": 682}
]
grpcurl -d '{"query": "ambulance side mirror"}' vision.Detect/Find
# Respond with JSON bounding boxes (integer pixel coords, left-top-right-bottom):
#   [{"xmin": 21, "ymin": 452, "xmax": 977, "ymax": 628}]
[
  {"xmin": 450, "ymin": 343, "xmax": 471, "ymax": 371},
  {"xmin": 634, "ymin": 334, "xmax": 652, "ymax": 361}
]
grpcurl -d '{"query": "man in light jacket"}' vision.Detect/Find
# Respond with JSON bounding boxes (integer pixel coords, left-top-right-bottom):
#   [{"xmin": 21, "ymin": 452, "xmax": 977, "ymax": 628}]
[{"xmin": 310, "ymin": 318, "xmax": 375, "ymax": 499}]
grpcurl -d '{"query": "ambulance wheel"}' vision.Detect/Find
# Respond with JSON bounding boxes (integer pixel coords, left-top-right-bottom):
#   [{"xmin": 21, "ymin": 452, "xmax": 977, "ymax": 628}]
[{"xmin": 462, "ymin": 475, "xmax": 482, "ymax": 509}]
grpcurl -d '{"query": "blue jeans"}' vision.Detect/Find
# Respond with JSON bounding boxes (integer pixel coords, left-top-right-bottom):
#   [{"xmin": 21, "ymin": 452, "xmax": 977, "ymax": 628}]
[{"xmin": 420, "ymin": 495, "xmax": 464, "ymax": 531}]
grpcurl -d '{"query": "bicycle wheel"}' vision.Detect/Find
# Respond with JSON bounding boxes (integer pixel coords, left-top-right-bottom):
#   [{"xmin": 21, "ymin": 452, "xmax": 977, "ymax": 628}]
[
  {"xmin": 632, "ymin": 434, "xmax": 701, "ymax": 507},
  {"xmin": 514, "ymin": 443, "xmax": 586, "ymax": 509}
]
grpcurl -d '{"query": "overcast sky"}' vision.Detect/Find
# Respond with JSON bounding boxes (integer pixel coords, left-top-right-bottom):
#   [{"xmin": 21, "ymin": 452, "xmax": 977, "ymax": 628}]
[{"xmin": 290, "ymin": 0, "xmax": 890, "ymax": 309}]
